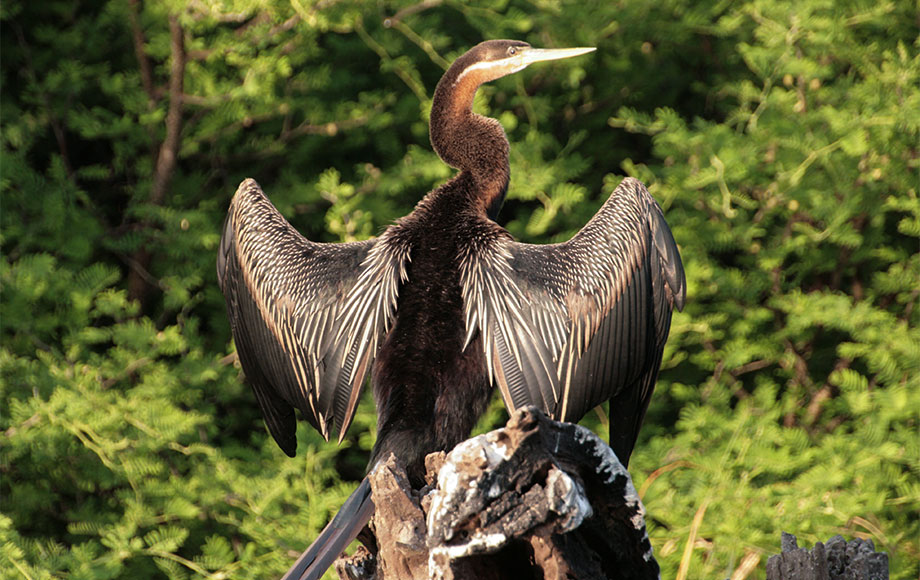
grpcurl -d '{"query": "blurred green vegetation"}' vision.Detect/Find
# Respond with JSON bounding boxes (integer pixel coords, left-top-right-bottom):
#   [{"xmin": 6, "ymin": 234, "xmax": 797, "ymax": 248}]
[{"xmin": 1, "ymin": 0, "xmax": 917, "ymax": 579}]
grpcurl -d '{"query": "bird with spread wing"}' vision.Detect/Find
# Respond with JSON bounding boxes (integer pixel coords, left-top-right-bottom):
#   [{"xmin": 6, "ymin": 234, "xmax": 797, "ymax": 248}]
[{"xmin": 217, "ymin": 39, "xmax": 685, "ymax": 580}]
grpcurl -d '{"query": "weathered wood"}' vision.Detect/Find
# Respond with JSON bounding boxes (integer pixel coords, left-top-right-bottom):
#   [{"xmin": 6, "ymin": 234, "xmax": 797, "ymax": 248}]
[
  {"xmin": 334, "ymin": 406, "xmax": 659, "ymax": 580},
  {"xmin": 766, "ymin": 532, "xmax": 889, "ymax": 580}
]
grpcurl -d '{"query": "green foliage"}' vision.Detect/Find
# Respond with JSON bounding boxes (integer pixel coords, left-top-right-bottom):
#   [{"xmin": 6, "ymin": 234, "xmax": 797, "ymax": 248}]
[
  {"xmin": 613, "ymin": 1, "xmax": 920, "ymax": 576},
  {"xmin": 2, "ymin": 0, "xmax": 917, "ymax": 579}
]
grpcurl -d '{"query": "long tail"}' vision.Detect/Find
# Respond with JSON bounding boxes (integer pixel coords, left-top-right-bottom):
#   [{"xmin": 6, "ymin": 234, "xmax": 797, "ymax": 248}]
[{"xmin": 281, "ymin": 477, "xmax": 375, "ymax": 580}]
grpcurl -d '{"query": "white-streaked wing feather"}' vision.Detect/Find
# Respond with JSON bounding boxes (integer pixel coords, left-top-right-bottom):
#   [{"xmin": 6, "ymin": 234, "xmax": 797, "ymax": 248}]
[
  {"xmin": 217, "ymin": 179, "xmax": 408, "ymax": 454},
  {"xmin": 461, "ymin": 177, "xmax": 685, "ymax": 465}
]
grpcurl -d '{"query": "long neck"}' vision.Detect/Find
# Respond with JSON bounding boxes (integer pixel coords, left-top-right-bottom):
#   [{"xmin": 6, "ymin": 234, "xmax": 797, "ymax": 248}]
[{"xmin": 429, "ymin": 60, "xmax": 510, "ymax": 219}]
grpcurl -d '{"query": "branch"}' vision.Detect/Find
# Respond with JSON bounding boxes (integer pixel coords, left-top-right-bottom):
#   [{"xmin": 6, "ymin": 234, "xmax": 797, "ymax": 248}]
[
  {"xmin": 151, "ymin": 14, "xmax": 186, "ymax": 206},
  {"xmin": 384, "ymin": 19, "xmax": 450, "ymax": 70},
  {"xmin": 128, "ymin": 0, "xmax": 156, "ymax": 106},
  {"xmin": 12, "ymin": 23, "xmax": 73, "ymax": 178},
  {"xmin": 355, "ymin": 18, "xmax": 429, "ymax": 103},
  {"xmin": 196, "ymin": 102, "xmax": 383, "ymax": 146},
  {"xmin": 128, "ymin": 13, "xmax": 186, "ymax": 305},
  {"xmin": 281, "ymin": 113, "xmax": 378, "ymax": 140},
  {"xmin": 335, "ymin": 407, "xmax": 660, "ymax": 580},
  {"xmin": 382, "ymin": 0, "xmax": 443, "ymax": 27},
  {"xmin": 766, "ymin": 532, "xmax": 888, "ymax": 579}
]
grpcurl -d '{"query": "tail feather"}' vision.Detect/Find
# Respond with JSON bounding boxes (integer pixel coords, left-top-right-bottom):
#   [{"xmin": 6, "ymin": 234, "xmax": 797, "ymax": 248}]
[{"xmin": 282, "ymin": 477, "xmax": 375, "ymax": 580}]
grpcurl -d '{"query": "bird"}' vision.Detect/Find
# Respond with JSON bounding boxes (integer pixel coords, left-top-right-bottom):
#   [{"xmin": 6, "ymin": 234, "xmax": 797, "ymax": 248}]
[{"xmin": 217, "ymin": 39, "xmax": 685, "ymax": 580}]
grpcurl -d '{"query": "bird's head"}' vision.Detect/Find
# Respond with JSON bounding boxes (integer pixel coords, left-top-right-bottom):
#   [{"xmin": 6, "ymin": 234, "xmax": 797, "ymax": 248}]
[
  {"xmin": 430, "ymin": 39, "xmax": 595, "ymax": 180},
  {"xmin": 451, "ymin": 39, "xmax": 595, "ymax": 87}
]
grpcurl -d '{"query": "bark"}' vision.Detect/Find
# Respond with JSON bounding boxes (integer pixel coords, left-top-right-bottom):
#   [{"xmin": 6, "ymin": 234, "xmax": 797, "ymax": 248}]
[
  {"xmin": 766, "ymin": 532, "xmax": 889, "ymax": 580},
  {"xmin": 335, "ymin": 406, "xmax": 660, "ymax": 580},
  {"xmin": 127, "ymin": 13, "xmax": 186, "ymax": 305}
]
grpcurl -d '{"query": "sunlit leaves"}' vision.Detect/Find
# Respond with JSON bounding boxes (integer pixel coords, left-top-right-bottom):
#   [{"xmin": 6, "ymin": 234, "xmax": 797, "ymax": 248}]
[{"xmin": 2, "ymin": 0, "xmax": 918, "ymax": 579}]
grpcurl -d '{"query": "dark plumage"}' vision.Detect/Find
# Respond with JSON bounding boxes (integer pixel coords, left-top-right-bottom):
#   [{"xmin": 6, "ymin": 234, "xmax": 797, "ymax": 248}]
[{"xmin": 217, "ymin": 39, "xmax": 685, "ymax": 580}]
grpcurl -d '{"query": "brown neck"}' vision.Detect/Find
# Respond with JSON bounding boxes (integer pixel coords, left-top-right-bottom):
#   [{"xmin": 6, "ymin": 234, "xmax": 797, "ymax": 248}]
[{"xmin": 429, "ymin": 58, "xmax": 510, "ymax": 218}]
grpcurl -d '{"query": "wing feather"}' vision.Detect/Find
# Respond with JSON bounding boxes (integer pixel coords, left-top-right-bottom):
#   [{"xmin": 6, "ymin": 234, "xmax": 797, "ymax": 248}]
[
  {"xmin": 462, "ymin": 177, "xmax": 685, "ymax": 465},
  {"xmin": 217, "ymin": 179, "xmax": 408, "ymax": 454}
]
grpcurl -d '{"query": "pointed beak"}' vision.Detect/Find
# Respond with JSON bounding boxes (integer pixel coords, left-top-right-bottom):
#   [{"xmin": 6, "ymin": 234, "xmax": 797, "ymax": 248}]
[{"xmin": 519, "ymin": 46, "xmax": 596, "ymax": 66}]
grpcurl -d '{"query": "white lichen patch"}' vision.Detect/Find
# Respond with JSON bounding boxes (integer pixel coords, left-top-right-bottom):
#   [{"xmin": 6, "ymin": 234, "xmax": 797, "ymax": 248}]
[
  {"xmin": 571, "ymin": 424, "xmax": 654, "ymax": 563},
  {"xmin": 545, "ymin": 466, "xmax": 593, "ymax": 532},
  {"xmin": 428, "ymin": 431, "xmax": 512, "ymax": 541},
  {"xmin": 428, "ymin": 532, "xmax": 508, "ymax": 579},
  {"xmin": 428, "ymin": 419, "xmax": 655, "ymax": 570}
]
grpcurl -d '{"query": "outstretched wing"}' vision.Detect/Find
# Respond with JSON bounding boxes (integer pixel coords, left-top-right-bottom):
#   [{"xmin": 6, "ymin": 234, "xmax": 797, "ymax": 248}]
[
  {"xmin": 462, "ymin": 177, "xmax": 685, "ymax": 465},
  {"xmin": 217, "ymin": 179, "xmax": 409, "ymax": 456}
]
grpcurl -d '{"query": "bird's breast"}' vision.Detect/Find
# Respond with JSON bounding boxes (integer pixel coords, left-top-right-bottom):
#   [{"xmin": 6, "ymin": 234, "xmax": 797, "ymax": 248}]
[{"xmin": 369, "ymin": 221, "xmax": 493, "ymax": 472}]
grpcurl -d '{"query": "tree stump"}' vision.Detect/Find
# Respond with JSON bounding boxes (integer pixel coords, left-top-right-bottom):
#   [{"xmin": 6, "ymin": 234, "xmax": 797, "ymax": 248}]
[
  {"xmin": 765, "ymin": 532, "xmax": 889, "ymax": 580},
  {"xmin": 334, "ymin": 406, "xmax": 659, "ymax": 580}
]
